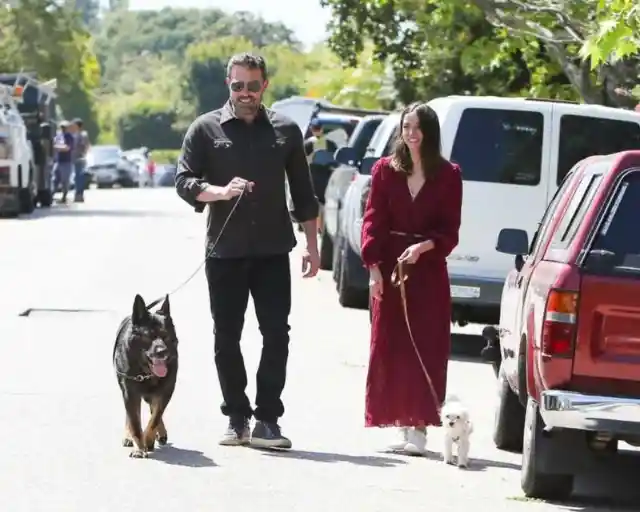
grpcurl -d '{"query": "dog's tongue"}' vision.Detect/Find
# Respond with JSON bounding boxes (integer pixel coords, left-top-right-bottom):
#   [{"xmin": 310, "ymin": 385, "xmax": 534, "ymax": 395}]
[{"xmin": 151, "ymin": 360, "xmax": 168, "ymax": 378}]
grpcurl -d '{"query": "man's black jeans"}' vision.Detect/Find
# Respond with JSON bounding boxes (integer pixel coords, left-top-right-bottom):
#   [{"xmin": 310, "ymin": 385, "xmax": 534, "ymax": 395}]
[{"xmin": 205, "ymin": 254, "xmax": 291, "ymax": 423}]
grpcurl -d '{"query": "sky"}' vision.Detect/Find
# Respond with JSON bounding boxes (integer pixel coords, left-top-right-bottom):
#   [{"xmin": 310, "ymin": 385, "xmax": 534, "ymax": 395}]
[{"xmin": 118, "ymin": 0, "xmax": 332, "ymax": 49}]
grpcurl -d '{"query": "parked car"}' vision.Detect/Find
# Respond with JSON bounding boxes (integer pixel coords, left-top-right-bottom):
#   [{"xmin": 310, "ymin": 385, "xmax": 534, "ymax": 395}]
[
  {"xmin": 488, "ymin": 150, "xmax": 640, "ymax": 501},
  {"xmin": 155, "ymin": 163, "xmax": 176, "ymax": 187},
  {"xmin": 88, "ymin": 145, "xmax": 139, "ymax": 188},
  {"xmin": 321, "ymin": 114, "xmax": 386, "ymax": 270},
  {"xmin": 334, "ymin": 114, "xmax": 399, "ymax": 308},
  {"xmin": 339, "ymin": 96, "xmax": 640, "ymax": 325},
  {"xmin": 122, "ymin": 148, "xmax": 153, "ymax": 187}
]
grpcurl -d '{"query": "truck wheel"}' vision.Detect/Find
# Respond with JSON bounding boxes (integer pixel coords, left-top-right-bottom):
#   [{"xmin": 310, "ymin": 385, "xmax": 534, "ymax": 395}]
[
  {"xmin": 18, "ymin": 167, "xmax": 35, "ymax": 214},
  {"xmin": 493, "ymin": 366, "xmax": 525, "ymax": 452},
  {"xmin": 521, "ymin": 397, "xmax": 574, "ymax": 500},
  {"xmin": 37, "ymin": 189, "xmax": 53, "ymax": 207},
  {"xmin": 319, "ymin": 227, "xmax": 333, "ymax": 271}
]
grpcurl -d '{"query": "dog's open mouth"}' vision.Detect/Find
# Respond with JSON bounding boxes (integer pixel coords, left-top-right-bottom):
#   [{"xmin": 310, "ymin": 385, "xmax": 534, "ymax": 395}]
[{"xmin": 149, "ymin": 358, "xmax": 168, "ymax": 378}]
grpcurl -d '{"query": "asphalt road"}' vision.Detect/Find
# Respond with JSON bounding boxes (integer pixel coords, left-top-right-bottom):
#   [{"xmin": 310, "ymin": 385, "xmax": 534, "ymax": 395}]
[{"xmin": 0, "ymin": 187, "xmax": 639, "ymax": 512}]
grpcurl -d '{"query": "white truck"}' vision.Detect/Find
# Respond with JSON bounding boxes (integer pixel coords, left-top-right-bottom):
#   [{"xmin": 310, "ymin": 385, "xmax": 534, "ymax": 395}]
[{"xmin": 0, "ymin": 83, "xmax": 37, "ymax": 216}]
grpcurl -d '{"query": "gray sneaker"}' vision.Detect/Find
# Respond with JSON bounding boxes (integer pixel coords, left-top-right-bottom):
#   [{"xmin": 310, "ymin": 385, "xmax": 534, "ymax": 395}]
[
  {"xmin": 250, "ymin": 420, "xmax": 292, "ymax": 449},
  {"xmin": 219, "ymin": 417, "xmax": 250, "ymax": 446}
]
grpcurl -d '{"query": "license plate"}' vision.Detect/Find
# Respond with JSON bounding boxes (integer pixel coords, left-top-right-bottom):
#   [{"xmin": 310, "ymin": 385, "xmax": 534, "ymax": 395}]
[{"xmin": 451, "ymin": 285, "xmax": 480, "ymax": 299}]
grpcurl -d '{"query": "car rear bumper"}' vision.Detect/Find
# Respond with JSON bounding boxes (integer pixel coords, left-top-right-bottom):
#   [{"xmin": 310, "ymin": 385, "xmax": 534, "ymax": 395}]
[{"xmin": 541, "ymin": 390, "xmax": 640, "ymax": 435}]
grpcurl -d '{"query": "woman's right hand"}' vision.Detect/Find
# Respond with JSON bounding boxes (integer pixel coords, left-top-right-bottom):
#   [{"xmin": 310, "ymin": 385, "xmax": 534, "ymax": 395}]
[{"xmin": 369, "ymin": 266, "xmax": 383, "ymax": 301}]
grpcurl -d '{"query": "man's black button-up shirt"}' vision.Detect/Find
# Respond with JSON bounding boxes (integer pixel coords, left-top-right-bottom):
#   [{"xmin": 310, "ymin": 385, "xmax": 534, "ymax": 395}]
[{"xmin": 175, "ymin": 101, "xmax": 319, "ymax": 258}]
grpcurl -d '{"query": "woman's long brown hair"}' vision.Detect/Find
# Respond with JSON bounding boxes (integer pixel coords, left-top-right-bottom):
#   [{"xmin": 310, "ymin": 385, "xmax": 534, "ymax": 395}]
[{"xmin": 390, "ymin": 102, "xmax": 445, "ymax": 179}]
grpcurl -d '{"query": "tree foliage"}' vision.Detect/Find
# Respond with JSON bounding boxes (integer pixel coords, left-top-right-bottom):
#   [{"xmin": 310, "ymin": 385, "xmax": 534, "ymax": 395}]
[
  {"xmin": 321, "ymin": 0, "xmax": 640, "ymax": 105},
  {"xmin": 0, "ymin": 0, "xmax": 101, "ymax": 136}
]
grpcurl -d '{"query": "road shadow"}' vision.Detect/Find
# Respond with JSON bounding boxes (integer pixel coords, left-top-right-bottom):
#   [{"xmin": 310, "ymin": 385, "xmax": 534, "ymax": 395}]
[
  {"xmin": 19, "ymin": 206, "xmax": 175, "ymax": 220},
  {"xmin": 256, "ymin": 447, "xmax": 408, "ymax": 467},
  {"xmin": 450, "ymin": 332, "xmax": 487, "ymax": 362},
  {"xmin": 151, "ymin": 444, "xmax": 217, "ymax": 468}
]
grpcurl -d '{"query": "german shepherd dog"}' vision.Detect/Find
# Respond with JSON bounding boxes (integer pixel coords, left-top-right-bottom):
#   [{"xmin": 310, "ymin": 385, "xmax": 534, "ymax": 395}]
[{"xmin": 113, "ymin": 294, "xmax": 179, "ymax": 458}]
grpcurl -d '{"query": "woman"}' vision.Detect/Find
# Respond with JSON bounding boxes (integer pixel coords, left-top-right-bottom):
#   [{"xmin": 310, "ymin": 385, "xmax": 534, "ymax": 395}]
[{"xmin": 361, "ymin": 102, "xmax": 462, "ymax": 455}]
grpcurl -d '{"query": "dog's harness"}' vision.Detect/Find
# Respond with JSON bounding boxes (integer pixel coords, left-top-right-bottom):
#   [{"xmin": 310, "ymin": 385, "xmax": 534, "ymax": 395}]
[{"xmin": 390, "ymin": 255, "xmax": 442, "ymax": 415}]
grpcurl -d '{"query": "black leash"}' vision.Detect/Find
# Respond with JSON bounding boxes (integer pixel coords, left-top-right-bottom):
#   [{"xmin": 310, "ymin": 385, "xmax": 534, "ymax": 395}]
[{"xmin": 145, "ymin": 185, "xmax": 246, "ymax": 311}]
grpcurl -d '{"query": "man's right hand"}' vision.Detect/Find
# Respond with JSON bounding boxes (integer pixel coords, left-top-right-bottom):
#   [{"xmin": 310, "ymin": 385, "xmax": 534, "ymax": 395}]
[{"xmin": 222, "ymin": 177, "xmax": 254, "ymax": 200}]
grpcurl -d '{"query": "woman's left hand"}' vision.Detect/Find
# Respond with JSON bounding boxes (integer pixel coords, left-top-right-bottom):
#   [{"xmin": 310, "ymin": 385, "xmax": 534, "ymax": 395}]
[{"xmin": 398, "ymin": 243, "xmax": 423, "ymax": 264}]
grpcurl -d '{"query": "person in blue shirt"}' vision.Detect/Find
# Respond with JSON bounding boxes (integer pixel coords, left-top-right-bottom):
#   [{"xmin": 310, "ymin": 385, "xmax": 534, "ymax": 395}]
[{"xmin": 52, "ymin": 120, "xmax": 75, "ymax": 204}]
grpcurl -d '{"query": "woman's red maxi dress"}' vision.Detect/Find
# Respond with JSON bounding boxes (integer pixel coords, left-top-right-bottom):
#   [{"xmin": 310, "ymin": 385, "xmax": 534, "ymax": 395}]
[{"xmin": 361, "ymin": 156, "xmax": 463, "ymax": 428}]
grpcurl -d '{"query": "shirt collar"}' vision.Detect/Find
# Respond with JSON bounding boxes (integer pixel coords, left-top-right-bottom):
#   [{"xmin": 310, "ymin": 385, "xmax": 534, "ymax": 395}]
[{"xmin": 220, "ymin": 100, "xmax": 270, "ymax": 125}]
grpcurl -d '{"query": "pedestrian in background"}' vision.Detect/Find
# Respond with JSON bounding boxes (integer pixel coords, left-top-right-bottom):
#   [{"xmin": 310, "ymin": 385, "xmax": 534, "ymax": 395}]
[
  {"xmin": 175, "ymin": 52, "xmax": 320, "ymax": 449},
  {"xmin": 52, "ymin": 120, "xmax": 75, "ymax": 204},
  {"xmin": 360, "ymin": 102, "xmax": 463, "ymax": 455},
  {"xmin": 71, "ymin": 118, "xmax": 91, "ymax": 202}
]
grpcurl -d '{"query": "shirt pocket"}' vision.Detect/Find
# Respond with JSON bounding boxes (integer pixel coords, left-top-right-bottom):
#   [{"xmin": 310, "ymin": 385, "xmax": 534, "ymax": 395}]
[{"xmin": 207, "ymin": 137, "xmax": 236, "ymax": 183}]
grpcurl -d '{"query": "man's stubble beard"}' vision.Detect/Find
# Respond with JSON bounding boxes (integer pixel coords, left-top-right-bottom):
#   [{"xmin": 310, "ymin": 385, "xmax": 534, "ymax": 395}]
[{"xmin": 232, "ymin": 94, "xmax": 262, "ymax": 118}]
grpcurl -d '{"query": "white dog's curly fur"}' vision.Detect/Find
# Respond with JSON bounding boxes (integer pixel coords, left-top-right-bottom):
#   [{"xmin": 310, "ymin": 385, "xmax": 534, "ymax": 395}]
[{"xmin": 440, "ymin": 395, "xmax": 473, "ymax": 468}]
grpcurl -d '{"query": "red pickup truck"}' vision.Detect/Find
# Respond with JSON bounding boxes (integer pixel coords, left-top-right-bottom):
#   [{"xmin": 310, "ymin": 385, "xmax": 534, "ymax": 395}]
[{"xmin": 483, "ymin": 150, "xmax": 640, "ymax": 501}]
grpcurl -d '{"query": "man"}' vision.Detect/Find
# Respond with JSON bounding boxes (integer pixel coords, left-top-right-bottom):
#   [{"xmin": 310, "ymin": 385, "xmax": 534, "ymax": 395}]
[
  {"xmin": 52, "ymin": 121, "xmax": 75, "ymax": 204},
  {"xmin": 71, "ymin": 118, "xmax": 91, "ymax": 202},
  {"xmin": 175, "ymin": 52, "xmax": 320, "ymax": 449},
  {"xmin": 304, "ymin": 118, "xmax": 337, "ymax": 163}
]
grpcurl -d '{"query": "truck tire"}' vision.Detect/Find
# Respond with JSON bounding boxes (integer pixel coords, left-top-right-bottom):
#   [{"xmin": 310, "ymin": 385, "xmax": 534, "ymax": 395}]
[
  {"xmin": 37, "ymin": 189, "xmax": 53, "ymax": 207},
  {"xmin": 18, "ymin": 167, "xmax": 35, "ymax": 214},
  {"xmin": 493, "ymin": 365, "xmax": 525, "ymax": 452},
  {"xmin": 521, "ymin": 397, "xmax": 573, "ymax": 501},
  {"xmin": 319, "ymin": 227, "xmax": 333, "ymax": 271}
]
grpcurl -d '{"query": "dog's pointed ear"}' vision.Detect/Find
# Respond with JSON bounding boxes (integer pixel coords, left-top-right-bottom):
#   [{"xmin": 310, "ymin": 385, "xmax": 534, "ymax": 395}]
[
  {"xmin": 132, "ymin": 294, "xmax": 149, "ymax": 325},
  {"xmin": 159, "ymin": 294, "xmax": 170, "ymax": 316}
]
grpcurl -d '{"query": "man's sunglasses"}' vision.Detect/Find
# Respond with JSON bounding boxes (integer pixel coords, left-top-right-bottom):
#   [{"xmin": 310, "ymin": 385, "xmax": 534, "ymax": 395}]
[{"xmin": 229, "ymin": 80, "xmax": 262, "ymax": 93}]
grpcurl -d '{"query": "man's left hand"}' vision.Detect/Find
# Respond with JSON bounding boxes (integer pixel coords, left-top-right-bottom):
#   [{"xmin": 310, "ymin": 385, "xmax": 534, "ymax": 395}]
[{"xmin": 301, "ymin": 246, "xmax": 320, "ymax": 278}]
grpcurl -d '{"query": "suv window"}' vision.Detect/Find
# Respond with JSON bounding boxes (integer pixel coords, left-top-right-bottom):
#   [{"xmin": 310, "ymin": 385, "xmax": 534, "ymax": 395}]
[
  {"xmin": 590, "ymin": 172, "xmax": 640, "ymax": 271},
  {"xmin": 550, "ymin": 171, "xmax": 603, "ymax": 249},
  {"xmin": 451, "ymin": 108, "xmax": 543, "ymax": 186},
  {"xmin": 382, "ymin": 130, "xmax": 397, "ymax": 156},
  {"xmin": 557, "ymin": 115, "xmax": 640, "ymax": 184},
  {"xmin": 349, "ymin": 119, "xmax": 383, "ymax": 161}
]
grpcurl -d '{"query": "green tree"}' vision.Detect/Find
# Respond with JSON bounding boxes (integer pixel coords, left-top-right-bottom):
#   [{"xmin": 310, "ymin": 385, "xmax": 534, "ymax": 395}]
[
  {"xmin": 0, "ymin": 0, "xmax": 101, "ymax": 137},
  {"xmin": 320, "ymin": 0, "xmax": 575, "ymax": 104}
]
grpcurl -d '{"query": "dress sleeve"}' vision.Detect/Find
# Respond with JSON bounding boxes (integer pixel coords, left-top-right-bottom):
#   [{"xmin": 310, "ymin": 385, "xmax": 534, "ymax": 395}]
[
  {"xmin": 360, "ymin": 159, "xmax": 390, "ymax": 268},
  {"xmin": 429, "ymin": 164, "xmax": 463, "ymax": 258}
]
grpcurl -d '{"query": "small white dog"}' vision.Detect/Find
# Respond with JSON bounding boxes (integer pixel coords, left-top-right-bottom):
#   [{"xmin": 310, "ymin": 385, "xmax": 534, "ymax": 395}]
[{"xmin": 440, "ymin": 395, "xmax": 473, "ymax": 468}]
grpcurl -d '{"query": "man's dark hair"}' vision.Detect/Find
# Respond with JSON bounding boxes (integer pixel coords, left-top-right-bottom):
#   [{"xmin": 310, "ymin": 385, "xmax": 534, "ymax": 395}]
[
  {"xmin": 226, "ymin": 52, "xmax": 268, "ymax": 81},
  {"xmin": 72, "ymin": 117, "xmax": 83, "ymax": 128}
]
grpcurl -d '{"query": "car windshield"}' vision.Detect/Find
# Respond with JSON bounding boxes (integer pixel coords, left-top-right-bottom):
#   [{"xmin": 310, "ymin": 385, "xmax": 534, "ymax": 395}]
[{"xmin": 89, "ymin": 146, "xmax": 120, "ymax": 163}]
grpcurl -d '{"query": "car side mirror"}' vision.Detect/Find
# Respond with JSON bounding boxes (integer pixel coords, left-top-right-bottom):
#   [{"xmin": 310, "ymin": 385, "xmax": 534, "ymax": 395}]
[
  {"xmin": 496, "ymin": 228, "xmax": 529, "ymax": 256},
  {"xmin": 359, "ymin": 156, "xmax": 378, "ymax": 175},
  {"xmin": 334, "ymin": 146, "xmax": 357, "ymax": 166}
]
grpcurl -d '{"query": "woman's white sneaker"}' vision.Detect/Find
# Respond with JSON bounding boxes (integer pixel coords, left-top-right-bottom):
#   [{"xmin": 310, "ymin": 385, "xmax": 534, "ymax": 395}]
[
  {"xmin": 387, "ymin": 427, "xmax": 410, "ymax": 451},
  {"xmin": 404, "ymin": 428, "xmax": 427, "ymax": 455}
]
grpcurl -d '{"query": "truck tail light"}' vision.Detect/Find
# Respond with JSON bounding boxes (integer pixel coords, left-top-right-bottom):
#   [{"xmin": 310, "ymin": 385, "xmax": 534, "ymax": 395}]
[{"xmin": 542, "ymin": 289, "xmax": 578, "ymax": 356}]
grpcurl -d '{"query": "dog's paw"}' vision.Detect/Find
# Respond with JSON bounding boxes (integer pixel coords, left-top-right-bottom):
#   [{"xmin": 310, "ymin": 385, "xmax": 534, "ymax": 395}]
[
  {"xmin": 122, "ymin": 438, "xmax": 133, "ymax": 447},
  {"xmin": 156, "ymin": 434, "xmax": 168, "ymax": 446},
  {"xmin": 458, "ymin": 463, "xmax": 469, "ymax": 470},
  {"xmin": 129, "ymin": 448, "xmax": 148, "ymax": 459},
  {"xmin": 444, "ymin": 457, "xmax": 455, "ymax": 465},
  {"xmin": 144, "ymin": 439, "xmax": 156, "ymax": 452}
]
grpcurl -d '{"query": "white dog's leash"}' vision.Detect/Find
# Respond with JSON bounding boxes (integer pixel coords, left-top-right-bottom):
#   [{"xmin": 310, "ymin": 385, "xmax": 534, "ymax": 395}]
[{"xmin": 391, "ymin": 260, "xmax": 442, "ymax": 414}]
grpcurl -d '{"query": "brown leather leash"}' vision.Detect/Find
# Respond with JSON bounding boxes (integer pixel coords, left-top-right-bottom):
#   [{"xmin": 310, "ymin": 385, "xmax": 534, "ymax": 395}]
[{"xmin": 390, "ymin": 260, "xmax": 441, "ymax": 413}]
